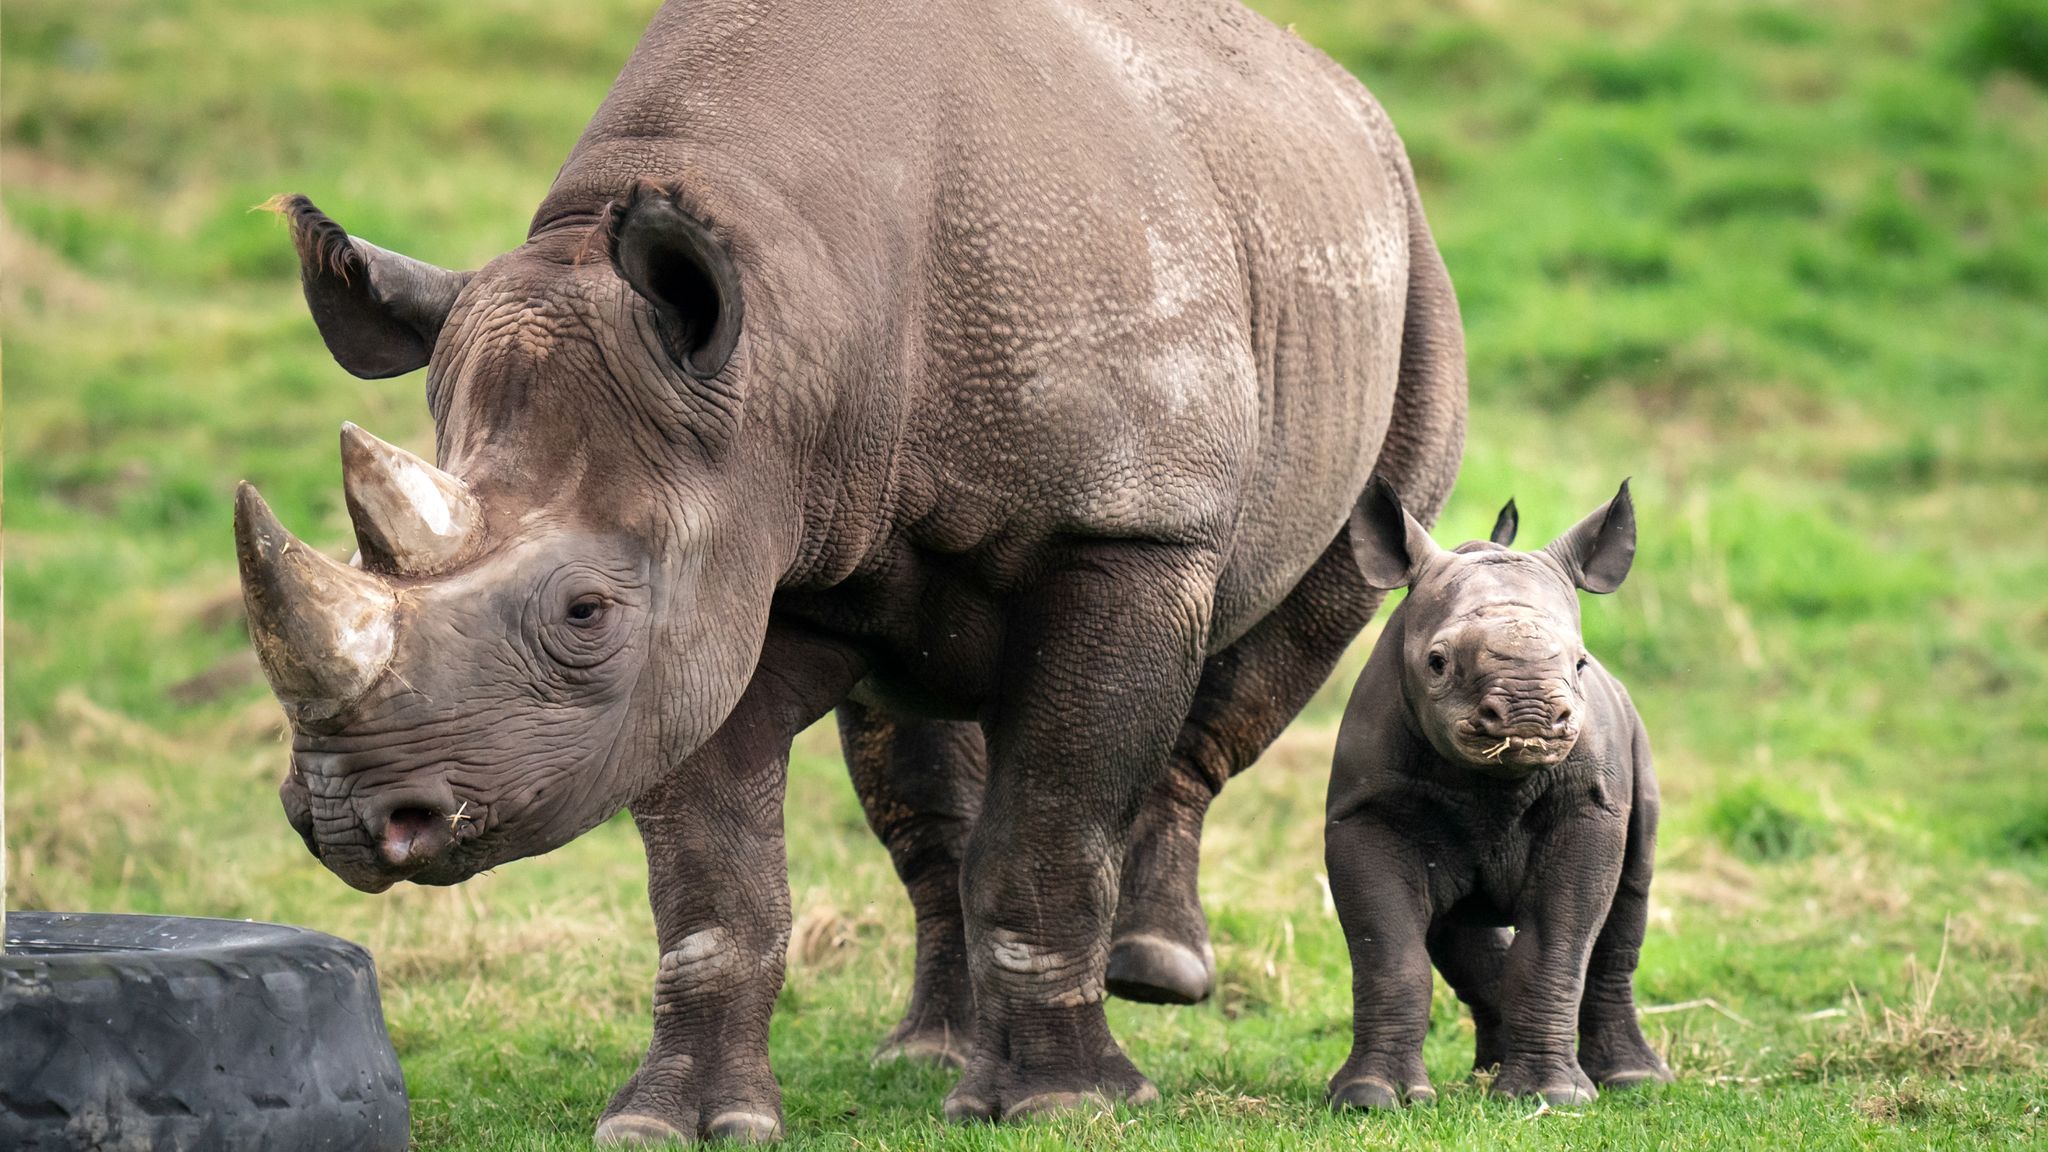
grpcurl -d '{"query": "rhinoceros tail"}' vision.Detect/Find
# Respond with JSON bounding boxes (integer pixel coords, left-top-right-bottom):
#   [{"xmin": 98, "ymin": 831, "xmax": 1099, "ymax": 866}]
[{"xmin": 1363, "ymin": 152, "xmax": 1468, "ymax": 532}]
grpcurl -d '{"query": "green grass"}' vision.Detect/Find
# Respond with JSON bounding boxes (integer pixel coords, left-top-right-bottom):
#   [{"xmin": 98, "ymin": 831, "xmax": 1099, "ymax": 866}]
[{"xmin": 5, "ymin": 0, "xmax": 2046, "ymax": 1147}]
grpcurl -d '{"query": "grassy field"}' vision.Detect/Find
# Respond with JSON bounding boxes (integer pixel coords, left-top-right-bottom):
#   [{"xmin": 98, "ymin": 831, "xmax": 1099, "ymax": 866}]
[{"xmin": 5, "ymin": 0, "xmax": 2046, "ymax": 1147}]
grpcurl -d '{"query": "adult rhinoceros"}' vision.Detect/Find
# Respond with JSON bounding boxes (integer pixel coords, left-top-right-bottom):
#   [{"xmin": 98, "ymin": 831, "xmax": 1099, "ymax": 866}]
[{"xmin": 235, "ymin": 0, "xmax": 1466, "ymax": 1141}]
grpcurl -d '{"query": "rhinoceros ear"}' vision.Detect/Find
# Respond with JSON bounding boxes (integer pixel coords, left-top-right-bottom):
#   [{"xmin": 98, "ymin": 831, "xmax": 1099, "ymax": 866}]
[
  {"xmin": 1489, "ymin": 498, "xmax": 1519, "ymax": 546},
  {"xmin": 1545, "ymin": 479, "xmax": 1636, "ymax": 594},
  {"xmin": 606, "ymin": 185, "xmax": 745, "ymax": 380},
  {"xmin": 267, "ymin": 195, "xmax": 472, "ymax": 380},
  {"xmin": 1349, "ymin": 477, "xmax": 1441, "ymax": 591}
]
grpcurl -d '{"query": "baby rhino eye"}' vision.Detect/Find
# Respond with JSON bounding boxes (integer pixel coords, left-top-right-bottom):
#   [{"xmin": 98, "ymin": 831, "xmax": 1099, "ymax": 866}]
[{"xmin": 1427, "ymin": 651, "xmax": 1449, "ymax": 676}]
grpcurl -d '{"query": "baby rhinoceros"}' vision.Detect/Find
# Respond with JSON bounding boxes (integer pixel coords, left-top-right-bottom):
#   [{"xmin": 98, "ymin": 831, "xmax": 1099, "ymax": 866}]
[{"xmin": 1324, "ymin": 478, "xmax": 1672, "ymax": 1110}]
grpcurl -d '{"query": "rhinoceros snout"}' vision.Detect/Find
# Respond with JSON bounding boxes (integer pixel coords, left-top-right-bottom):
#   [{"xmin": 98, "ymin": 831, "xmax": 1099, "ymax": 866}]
[
  {"xmin": 364, "ymin": 792, "xmax": 464, "ymax": 873},
  {"xmin": 1472, "ymin": 691, "xmax": 1577, "ymax": 742},
  {"xmin": 284, "ymin": 763, "xmax": 482, "ymax": 890}
]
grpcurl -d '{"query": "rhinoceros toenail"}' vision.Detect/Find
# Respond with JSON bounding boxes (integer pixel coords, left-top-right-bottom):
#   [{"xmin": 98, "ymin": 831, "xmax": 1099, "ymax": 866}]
[
  {"xmin": 594, "ymin": 1113, "xmax": 689, "ymax": 1147},
  {"xmin": 705, "ymin": 1111, "xmax": 781, "ymax": 1143}
]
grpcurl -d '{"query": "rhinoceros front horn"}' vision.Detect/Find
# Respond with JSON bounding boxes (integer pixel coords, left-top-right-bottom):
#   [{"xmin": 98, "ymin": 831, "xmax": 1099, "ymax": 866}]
[
  {"xmin": 339, "ymin": 423, "xmax": 482, "ymax": 577},
  {"xmin": 235, "ymin": 482, "xmax": 397, "ymax": 725}
]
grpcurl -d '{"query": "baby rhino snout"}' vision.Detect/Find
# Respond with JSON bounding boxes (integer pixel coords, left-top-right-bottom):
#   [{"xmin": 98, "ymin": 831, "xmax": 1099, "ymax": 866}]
[
  {"xmin": 1472, "ymin": 689, "xmax": 1577, "ymax": 741},
  {"xmin": 1459, "ymin": 680, "xmax": 1582, "ymax": 770}
]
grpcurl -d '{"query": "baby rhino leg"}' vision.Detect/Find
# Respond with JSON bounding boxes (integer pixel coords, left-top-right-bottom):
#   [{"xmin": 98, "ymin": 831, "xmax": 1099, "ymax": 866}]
[
  {"xmin": 1577, "ymin": 750, "xmax": 1673, "ymax": 1088},
  {"xmin": 1326, "ymin": 815, "xmax": 1436, "ymax": 1109},
  {"xmin": 1491, "ymin": 813, "xmax": 1627, "ymax": 1106},
  {"xmin": 1428, "ymin": 923, "xmax": 1509, "ymax": 1074}
]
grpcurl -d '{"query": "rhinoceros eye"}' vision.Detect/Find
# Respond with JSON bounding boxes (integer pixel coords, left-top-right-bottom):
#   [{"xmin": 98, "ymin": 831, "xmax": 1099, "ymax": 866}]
[
  {"xmin": 566, "ymin": 595, "xmax": 607, "ymax": 627},
  {"xmin": 1427, "ymin": 650, "xmax": 1449, "ymax": 677}
]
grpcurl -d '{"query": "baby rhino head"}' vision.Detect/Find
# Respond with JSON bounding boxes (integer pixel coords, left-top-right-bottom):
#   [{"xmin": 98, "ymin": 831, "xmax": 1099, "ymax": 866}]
[{"xmin": 1349, "ymin": 478, "xmax": 1636, "ymax": 774}]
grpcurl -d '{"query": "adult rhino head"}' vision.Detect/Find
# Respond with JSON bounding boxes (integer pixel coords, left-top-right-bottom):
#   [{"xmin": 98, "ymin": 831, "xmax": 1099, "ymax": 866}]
[{"xmin": 242, "ymin": 188, "xmax": 782, "ymax": 892}]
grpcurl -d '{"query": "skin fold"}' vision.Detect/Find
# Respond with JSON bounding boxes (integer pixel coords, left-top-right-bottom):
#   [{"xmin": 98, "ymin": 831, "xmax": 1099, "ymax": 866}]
[
  {"xmin": 1324, "ymin": 480, "xmax": 1674, "ymax": 1110},
  {"xmin": 236, "ymin": 0, "xmax": 1470, "ymax": 1141}
]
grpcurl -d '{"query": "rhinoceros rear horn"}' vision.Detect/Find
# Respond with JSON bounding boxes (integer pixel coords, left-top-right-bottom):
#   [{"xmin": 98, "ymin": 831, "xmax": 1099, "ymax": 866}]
[
  {"xmin": 234, "ymin": 482, "xmax": 398, "ymax": 726},
  {"xmin": 340, "ymin": 423, "xmax": 483, "ymax": 577},
  {"xmin": 605, "ymin": 184, "xmax": 744, "ymax": 379},
  {"xmin": 266, "ymin": 194, "xmax": 473, "ymax": 380}
]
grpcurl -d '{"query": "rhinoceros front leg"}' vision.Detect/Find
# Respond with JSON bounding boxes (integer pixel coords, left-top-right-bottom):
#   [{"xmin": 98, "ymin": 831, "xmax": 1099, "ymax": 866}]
[
  {"xmin": 1489, "ymin": 812, "xmax": 1627, "ymax": 1106},
  {"xmin": 838, "ymin": 702, "xmax": 984, "ymax": 1068},
  {"xmin": 1576, "ymin": 740, "xmax": 1672, "ymax": 1089},
  {"xmin": 598, "ymin": 632, "xmax": 862, "ymax": 1147},
  {"xmin": 943, "ymin": 543, "xmax": 1213, "ymax": 1122}
]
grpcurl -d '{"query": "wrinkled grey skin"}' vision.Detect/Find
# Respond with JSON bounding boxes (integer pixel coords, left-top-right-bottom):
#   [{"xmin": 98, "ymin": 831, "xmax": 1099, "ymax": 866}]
[
  {"xmin": 1324, "ymin": 480, "xmax": 1672, "ymax": 1110},
  {"xmin": 237, "ymin": 0, "xmax": 1470, "ymax": 1141}
]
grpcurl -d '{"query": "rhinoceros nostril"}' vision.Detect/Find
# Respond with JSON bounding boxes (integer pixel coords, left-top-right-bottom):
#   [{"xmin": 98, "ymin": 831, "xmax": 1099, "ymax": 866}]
[
  {"xmin": 379, "ymin": 806, "xmax": 448, "ymax": 868},
  {"xmin": 1476, "ymin": 697, "xmax": 1509, "ymax": 732}
]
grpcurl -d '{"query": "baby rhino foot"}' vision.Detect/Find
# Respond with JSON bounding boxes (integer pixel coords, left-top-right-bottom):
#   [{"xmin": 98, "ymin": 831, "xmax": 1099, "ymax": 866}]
[
  {"xmin": 1578, "ymin": 1025, "xmax": 1674, "ymax": 1090},
  {"xmin": 1328, "ymin": 1076, "xmax": 1437, "ymax": 1111},
  {"xmin": 1328, "ymin": 1052, "xmax": 1435, "ymax": 1111},
  {"xmin": 872, "ymin": 1017, "xmax": 973, "ymax": 1070},
  {"xmin": 1491, "ymin": 1058, "xmax": 1597, "ymax": 1107}
]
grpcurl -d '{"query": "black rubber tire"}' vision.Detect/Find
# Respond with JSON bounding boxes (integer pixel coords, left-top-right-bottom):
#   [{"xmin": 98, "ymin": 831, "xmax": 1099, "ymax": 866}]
[{"xmin": 1, "ymin": 911, "xmax": 408, "ymax": 1151}]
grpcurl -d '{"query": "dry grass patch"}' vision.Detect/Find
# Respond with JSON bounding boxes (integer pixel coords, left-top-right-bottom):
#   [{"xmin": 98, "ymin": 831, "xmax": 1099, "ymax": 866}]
[
  {"xmin": 1170, "ymin": 1087, "xmax": 1280, "ymax": 1121},
  {"xmin": 787, "ymin": 902, "xmax": 892, "ymax": 972},
  {"xmin": 1851, "ymin": 1077, "xmax": 1949, "ymax": 1124},
  {"xmin": 1792, "ymin": 927, "xmax": 2042, "ymax": 1082}
]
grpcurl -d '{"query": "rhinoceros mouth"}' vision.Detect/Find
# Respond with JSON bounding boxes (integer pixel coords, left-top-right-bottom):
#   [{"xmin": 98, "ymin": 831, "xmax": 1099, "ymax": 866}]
[
  {"xmin": 283, "ymin": 763, "xmax": 495, "ymax": 891},
  {"xmin": 1453, "ymin": 726, "xmax": 1579, "ymax": 772}
]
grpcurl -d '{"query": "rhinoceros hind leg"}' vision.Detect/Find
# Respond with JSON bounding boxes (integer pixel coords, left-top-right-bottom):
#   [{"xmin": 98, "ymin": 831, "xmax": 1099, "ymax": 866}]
[
  {"xmin": 1111, "ymin": 197, "xmax": 1467, "ymax": 1004},
  {"xmin": 1109, "ymin": 530, "xmax": 1392, "ymax": 1005},
  {"xmin": 837, "ymin": 703, "xmax": 983, "ymax": 1069},
  {"xmin": 1104, "ymin": 932, "xmax": 1213, "ymax": 1005}
]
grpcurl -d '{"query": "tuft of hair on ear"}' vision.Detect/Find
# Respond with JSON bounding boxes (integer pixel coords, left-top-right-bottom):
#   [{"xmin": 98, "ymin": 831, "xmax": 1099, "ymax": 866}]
[
  {"xmin": 1489, "ymin": 497, "xmax": 1519, "ymax": 546},
  {"xmin": 259, "ymin": 193, "xmax": 360, "ymax": 284},
  {"xmin": 260, "ymin": 194, "xmax": 473, "ymax": 380}
]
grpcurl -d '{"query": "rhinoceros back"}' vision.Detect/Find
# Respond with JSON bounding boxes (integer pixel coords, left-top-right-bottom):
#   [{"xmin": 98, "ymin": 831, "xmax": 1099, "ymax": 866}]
[{"xmin": 540, "ymin": 0, "xmax": 1418, "ymax": 641}]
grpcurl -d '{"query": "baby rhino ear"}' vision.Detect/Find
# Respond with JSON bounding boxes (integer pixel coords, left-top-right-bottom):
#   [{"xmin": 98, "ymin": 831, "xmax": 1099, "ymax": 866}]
[
  {"xmin": 1489, "ymin": 498, "xmax": 1519, "ymax": 546},
  {"xmin": 1546, "ymin": 480, "xmax": 1636, "ymax": 593},
  {"xmin": 1348, "ymin": 477, "xmax": 1441, "ymax": 591}
]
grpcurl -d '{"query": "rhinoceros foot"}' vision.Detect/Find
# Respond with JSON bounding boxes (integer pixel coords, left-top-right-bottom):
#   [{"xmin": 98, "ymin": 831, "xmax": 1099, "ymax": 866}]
[
  {"xmin": 1104, "ymin": 933, "xmax": 1214, "ymax": 1005},
  {"xmin": 941, "ymin": 1032, "xmax": 1157, "ymax": 1124},
  {"xmin": 1490, "ymin": 1056, "xmax": 1597, "ymax": 1106},
  {"xmin": 872, "ymin": 1019, "xmax": 972, "ymax": 1070},
  {"xmin": 593, "ymin": 1109, "xmax": 780, "ymax": 1147},
  {"xmin": 594, "ymin": 1112, "xmax": 691, "ymax": 1146},
  {"xmin": 1578, "ymin": 1042, "xmax": 1673, "ymax": 1091}
]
